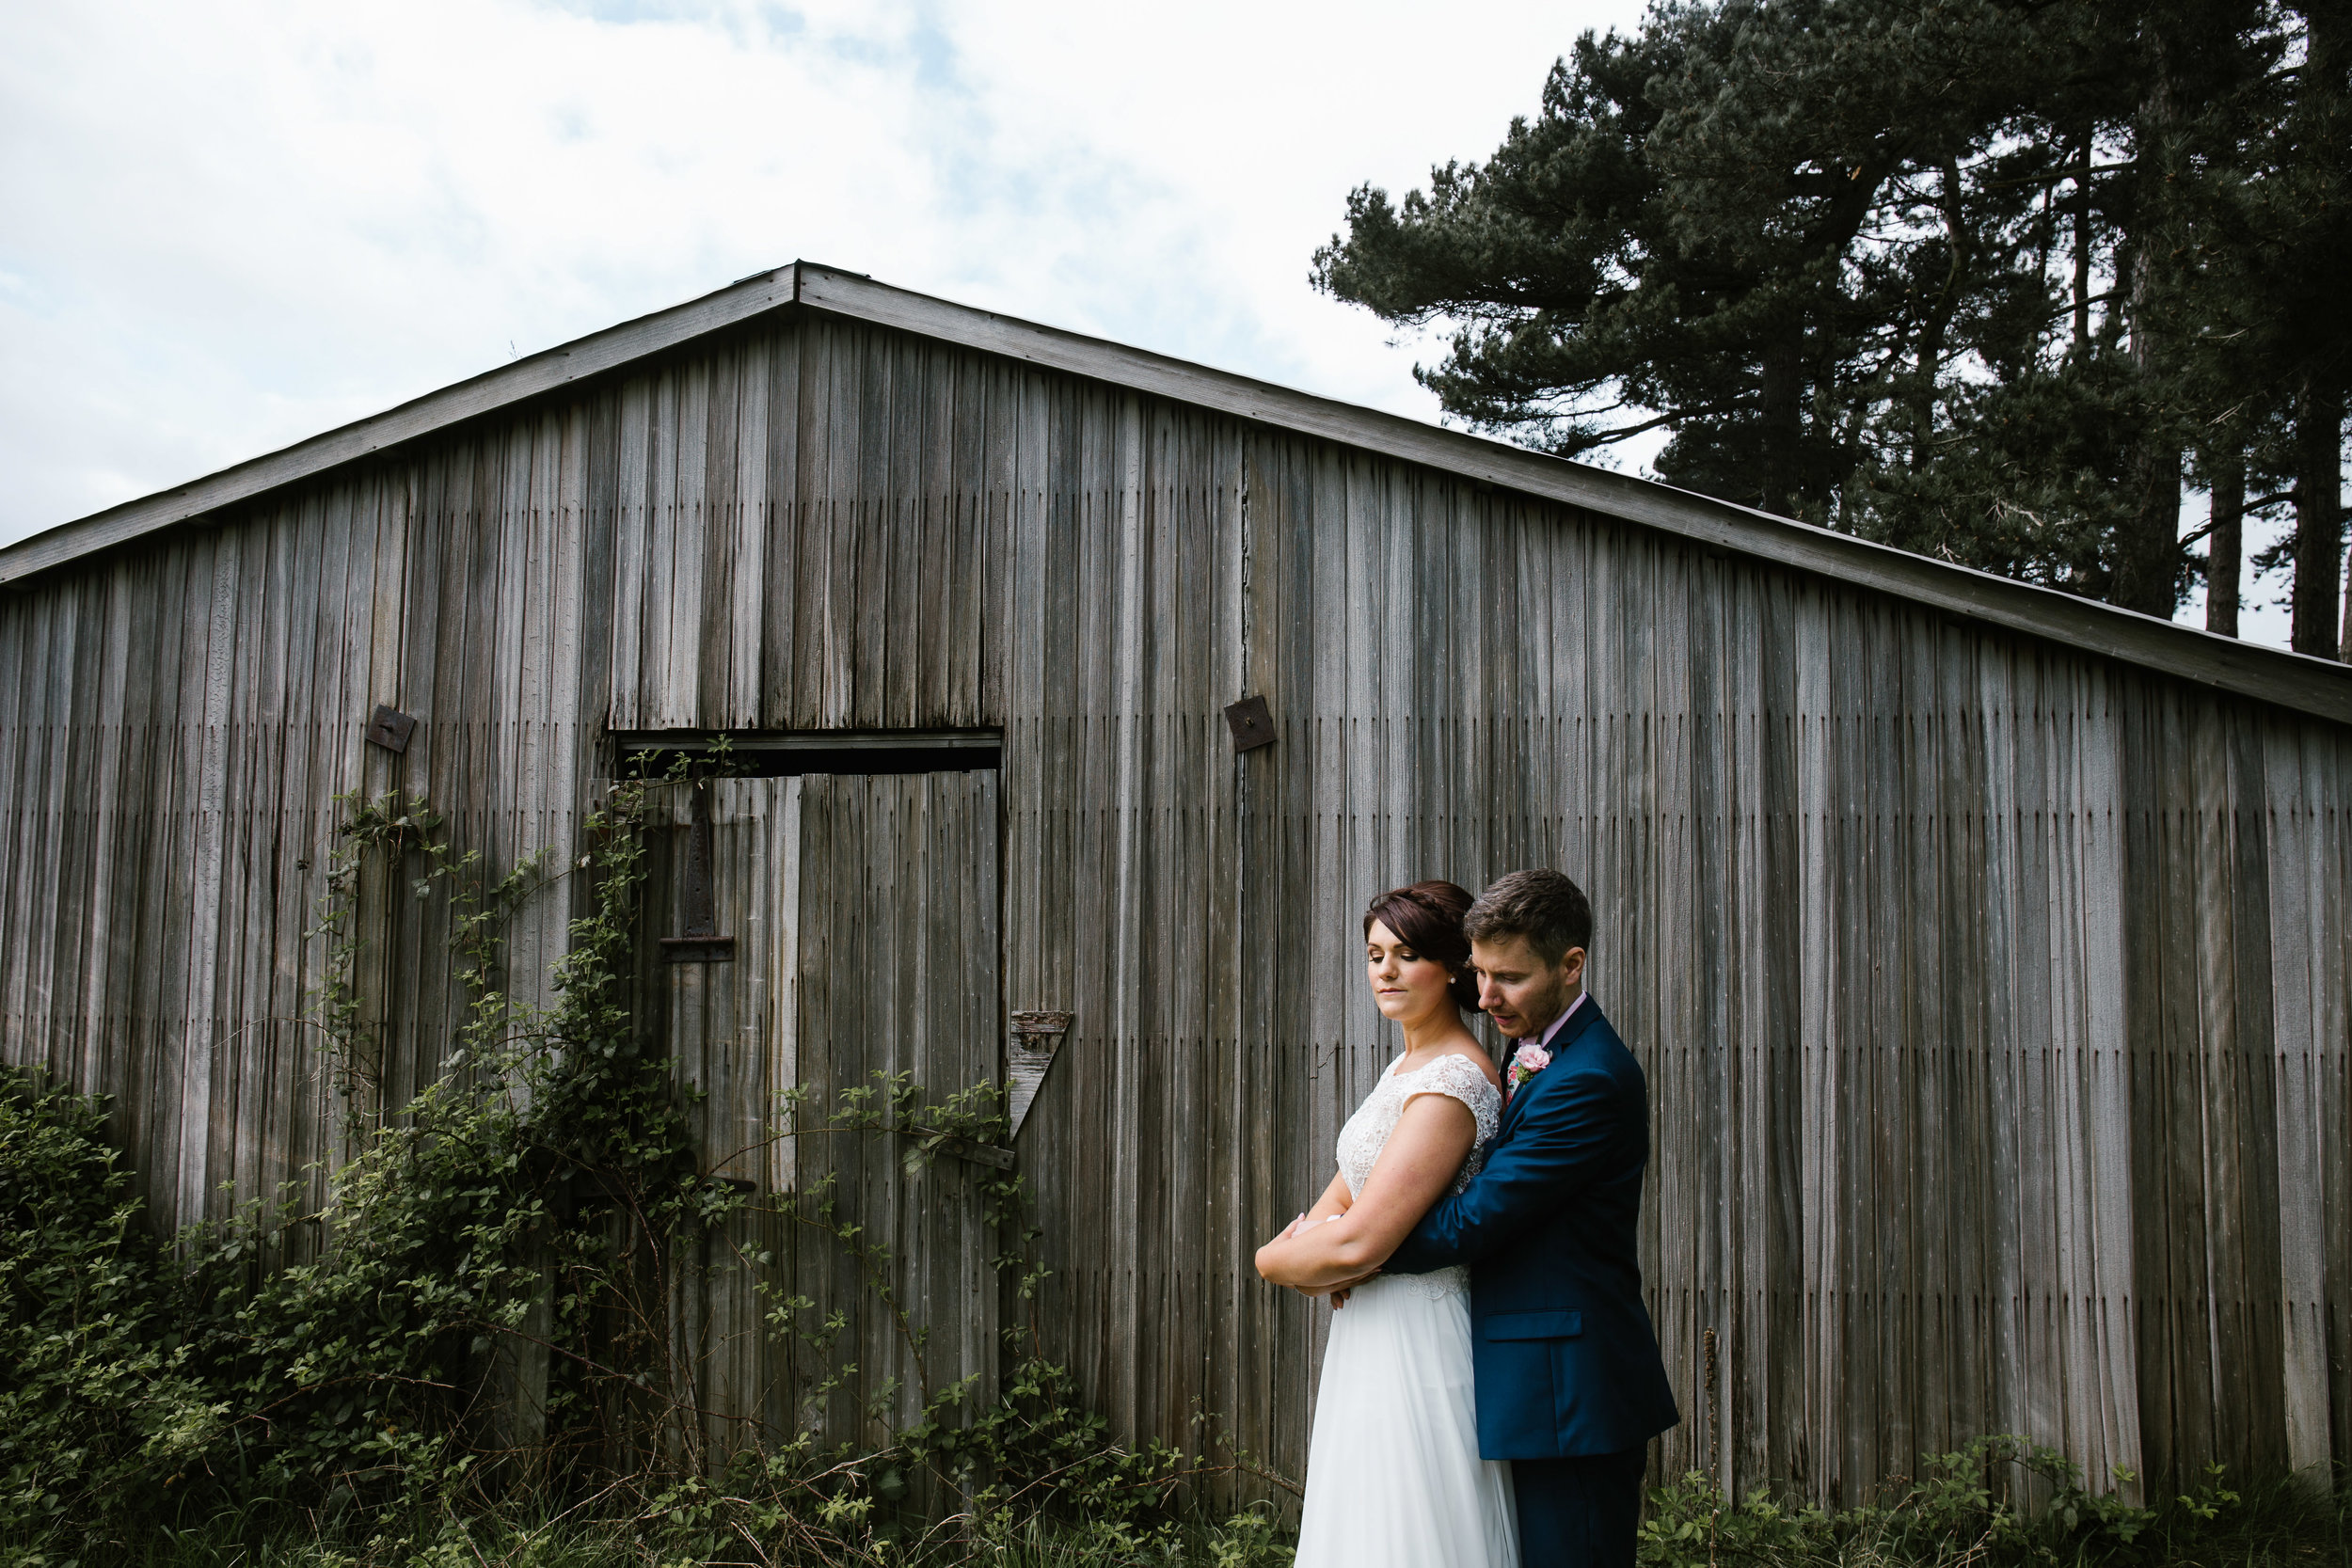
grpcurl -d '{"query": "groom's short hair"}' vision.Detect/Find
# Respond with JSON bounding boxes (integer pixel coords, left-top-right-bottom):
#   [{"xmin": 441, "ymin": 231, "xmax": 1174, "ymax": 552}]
[{"xmin": 1464, "ymin": 870, "xmax": 1592, "ymax": 966}]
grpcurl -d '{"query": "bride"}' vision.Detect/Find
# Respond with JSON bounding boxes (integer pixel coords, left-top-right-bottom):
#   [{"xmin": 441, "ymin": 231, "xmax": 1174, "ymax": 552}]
[{"xmin": 1254, "ymin": 880, "xmax": 1517, "ymax": 1568}]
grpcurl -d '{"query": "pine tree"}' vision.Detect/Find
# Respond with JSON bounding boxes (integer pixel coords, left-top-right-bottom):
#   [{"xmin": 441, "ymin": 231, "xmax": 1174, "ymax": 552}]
[{"xmin": 1314, "ymin": 0, "xmax": 2349, "ymax": 648}]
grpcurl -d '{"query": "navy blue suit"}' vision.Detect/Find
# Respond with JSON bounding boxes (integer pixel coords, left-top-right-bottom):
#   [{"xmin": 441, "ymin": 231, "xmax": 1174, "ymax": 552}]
[{"xmin": 1386, "ymin": 997, "xmax": 1677, "ymax": 1568}]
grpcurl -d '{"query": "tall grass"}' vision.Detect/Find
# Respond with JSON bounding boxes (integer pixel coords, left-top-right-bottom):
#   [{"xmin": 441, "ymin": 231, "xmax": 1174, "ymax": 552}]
[
  {"xmin": 25, "ymin": 1461, "xmax": 2343, "ymax": 1568},
  {"xmin": 19, "ymin": 1497, "xmax": 1294, "ymax": 1568},
  {"xmin": 1637, "ymin": 1443, "xmax": 2347, "ymax": 1568}
]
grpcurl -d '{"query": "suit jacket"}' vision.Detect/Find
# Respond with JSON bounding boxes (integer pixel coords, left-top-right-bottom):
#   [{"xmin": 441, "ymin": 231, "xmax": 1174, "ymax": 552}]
[{"xmin": 1385, "ymin": 997, "xmax": 1679, "ymax": 1460}]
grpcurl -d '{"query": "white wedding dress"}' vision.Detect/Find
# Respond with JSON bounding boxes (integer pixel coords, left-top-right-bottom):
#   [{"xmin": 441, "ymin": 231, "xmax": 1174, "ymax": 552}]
[{"xmin": 1294, "ymin": 1052, "xmax": 1518, "ymax": 1568}]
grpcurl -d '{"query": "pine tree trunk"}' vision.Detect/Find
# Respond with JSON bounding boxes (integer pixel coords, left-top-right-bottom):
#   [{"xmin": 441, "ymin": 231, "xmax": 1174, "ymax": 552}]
[
  {"xmin": 2071, "ymin": 126, "xmax": 2093, "ymax": 353},
  {"xmin": 2292, "ymin": 374, "xmax": 2344, "ymax": 657},
  {"xmin": 2207, "ymin": 461, "xmax": 2243, "ymax": 637},
  {"xmin": 2118, "ymin": 446, "xmax": 2184, "ymax": 616},
  {"xmin": 2112, "ymin": 11, "xmax": 2185, "ymax": 618},
  {"xmin": 2295, "ymin": 2, "xmax": 2352, "ymax": 658},
  {"xmin": 1759, "ymin": 332, "xmax": 1802, "ymax": 517}
]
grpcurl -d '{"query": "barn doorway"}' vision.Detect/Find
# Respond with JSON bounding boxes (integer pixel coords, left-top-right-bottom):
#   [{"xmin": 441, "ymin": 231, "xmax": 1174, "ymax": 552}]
[{"xmin": 633, "ymin": 735, "xmax": 1003, "ymax": 1459}]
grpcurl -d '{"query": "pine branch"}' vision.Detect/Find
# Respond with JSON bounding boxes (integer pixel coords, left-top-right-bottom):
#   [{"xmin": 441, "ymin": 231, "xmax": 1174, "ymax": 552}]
[{"xmin": 1978, "ymin": 161, "xmax": 2139, "ymax": 192}]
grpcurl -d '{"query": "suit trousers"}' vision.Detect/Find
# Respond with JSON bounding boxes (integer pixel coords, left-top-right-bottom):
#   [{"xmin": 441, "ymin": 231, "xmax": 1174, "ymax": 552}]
[{"xmin": 1509, "ymin": 1448, "xmax": 1647, "ymax": 1568}]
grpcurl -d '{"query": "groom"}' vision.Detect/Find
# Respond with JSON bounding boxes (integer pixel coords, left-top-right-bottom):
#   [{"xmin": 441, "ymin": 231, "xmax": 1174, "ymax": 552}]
[{"xmin": 1380, "ymin": 869, "xmax": 1677, "ymax": 1568}]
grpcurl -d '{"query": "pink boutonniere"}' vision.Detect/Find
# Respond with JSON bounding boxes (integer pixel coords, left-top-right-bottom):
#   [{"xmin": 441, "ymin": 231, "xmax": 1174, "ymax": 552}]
[{"xmin": 1505, "ymin": 1043, "xmax": 1551, "ymax": 1100}]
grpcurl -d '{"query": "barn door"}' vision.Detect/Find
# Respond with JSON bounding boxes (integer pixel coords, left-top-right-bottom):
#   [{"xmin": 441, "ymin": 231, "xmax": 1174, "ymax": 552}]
[
  {"xmin": 788, "ymin": 768, "xmax": 1002, "ymax": 1449},
  {"xmin": 662, "ymin": 769, "xmax": 1002, "ymax": 1461}
]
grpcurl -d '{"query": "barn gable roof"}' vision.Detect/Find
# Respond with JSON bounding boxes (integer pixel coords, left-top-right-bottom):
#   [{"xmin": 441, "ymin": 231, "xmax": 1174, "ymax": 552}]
[{"xmin": 8, "ymin": 260, "xmax": 2348, "ymax": 725}]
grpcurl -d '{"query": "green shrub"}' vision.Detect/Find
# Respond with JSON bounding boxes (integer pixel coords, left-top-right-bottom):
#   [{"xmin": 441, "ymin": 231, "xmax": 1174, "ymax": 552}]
[{"xmin": 0, "ymin": 1071, "xmax": 228, "ymax": 1539}]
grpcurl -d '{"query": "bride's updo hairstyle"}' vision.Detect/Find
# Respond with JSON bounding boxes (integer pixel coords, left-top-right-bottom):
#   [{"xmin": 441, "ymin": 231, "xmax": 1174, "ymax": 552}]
[{"xmin": 1362, "ymin": 880, "xmax": 1481, "ymax": 1011}]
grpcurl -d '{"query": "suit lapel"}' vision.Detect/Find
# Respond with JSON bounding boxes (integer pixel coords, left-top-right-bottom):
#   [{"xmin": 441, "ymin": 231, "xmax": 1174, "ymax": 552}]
[{"xmin": 1498, "ymin": 995, "xmax": 1606, "ymax": 1138}]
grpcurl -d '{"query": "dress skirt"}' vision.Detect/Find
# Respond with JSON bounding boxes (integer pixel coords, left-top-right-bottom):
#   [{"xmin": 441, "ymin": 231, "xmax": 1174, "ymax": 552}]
[{"xmin": 1292, "ymin": 1268, "xmax": 1518, "ymax": 1568}]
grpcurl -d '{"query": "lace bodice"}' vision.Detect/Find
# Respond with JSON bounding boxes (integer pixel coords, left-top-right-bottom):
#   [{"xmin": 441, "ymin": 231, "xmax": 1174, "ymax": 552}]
[
  {"xmin": 1332, "ymin": 1052, "xmax": 1501, "ymax": 1300},
  {"xmin": 1336, "ymin": 1052, "xmax": 1502, "ymax": 1197}
]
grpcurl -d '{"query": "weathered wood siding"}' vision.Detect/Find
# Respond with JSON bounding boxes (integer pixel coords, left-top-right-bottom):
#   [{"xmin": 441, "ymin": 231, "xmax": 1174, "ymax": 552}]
[
  {"xmin": 606, "ymin": 322, "xmax": 1012, "ymax": 731},
  {"xmin": 0, "ymin": 309, "xmax": 2344, "ymax": 1503},
  {"xmin": 0, "ymin": 428, "xmax": 608, "ymax": 1231}
]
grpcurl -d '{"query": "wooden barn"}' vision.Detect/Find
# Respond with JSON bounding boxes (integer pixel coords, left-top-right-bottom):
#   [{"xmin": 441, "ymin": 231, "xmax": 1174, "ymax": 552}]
[{"xmin": 1, "ymin": 261, "xmax": 2346, "ymax": 1504}]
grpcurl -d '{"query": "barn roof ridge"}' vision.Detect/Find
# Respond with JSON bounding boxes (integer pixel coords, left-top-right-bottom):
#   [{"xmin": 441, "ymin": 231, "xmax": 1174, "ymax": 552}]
[{"xmin": 7, "ymin": 260, "xmax": 2348, "ymax": 725}]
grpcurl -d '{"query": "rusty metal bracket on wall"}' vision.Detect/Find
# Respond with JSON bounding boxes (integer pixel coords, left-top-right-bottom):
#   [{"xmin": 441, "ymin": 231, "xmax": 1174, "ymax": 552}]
[
  {"xmin": 660, "ymin": 781, "xmax": 734, "ymax": 963},
  {"xmin": 1223, "ymin": 694, "xmax": 1276, "ymax": 752},
  {"xmin": 364, "ymin": 705, "xmax": 417, "ymax": 754},
  {"xmin": 1006, "ymin": 1010, "xmax": 1073, "ymax": 1141}
]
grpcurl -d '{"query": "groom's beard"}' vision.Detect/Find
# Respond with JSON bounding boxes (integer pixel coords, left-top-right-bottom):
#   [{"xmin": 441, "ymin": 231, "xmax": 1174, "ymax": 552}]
[{"xmin": 1486, "ymin": 974, "xmax": 1574, "ymax": 1038}]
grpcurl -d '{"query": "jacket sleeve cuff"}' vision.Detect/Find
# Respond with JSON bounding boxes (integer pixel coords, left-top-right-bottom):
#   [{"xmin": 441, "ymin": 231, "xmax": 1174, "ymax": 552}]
[{"xmin": 1383, "ymin": 1223, "xmax": 1459, "ymax": 1275}]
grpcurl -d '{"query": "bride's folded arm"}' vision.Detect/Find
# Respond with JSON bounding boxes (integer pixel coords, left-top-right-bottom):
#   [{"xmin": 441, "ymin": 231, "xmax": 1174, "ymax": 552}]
[
  {"xmin": 1300, "ymin": 1169, "xmax": 1352, "ymax": 1227},
  {"xmin": 1252, "ymin": 1094, "xmax": 1477, "ymax": 1291}
]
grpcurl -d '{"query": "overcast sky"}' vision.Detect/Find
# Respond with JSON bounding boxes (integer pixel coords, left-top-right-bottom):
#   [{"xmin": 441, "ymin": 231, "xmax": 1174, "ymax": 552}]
[{"xmin": 0, "ymin": 0, "xmax": 2293, "ymax": 645}]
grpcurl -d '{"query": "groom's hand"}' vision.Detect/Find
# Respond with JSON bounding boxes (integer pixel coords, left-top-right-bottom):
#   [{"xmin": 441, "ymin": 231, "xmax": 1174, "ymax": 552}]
[{"xmin": 1304, "ymin": 1266, "xmax": 1381, "ymax": 1307}]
